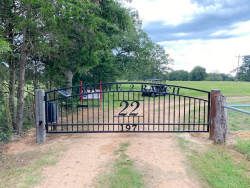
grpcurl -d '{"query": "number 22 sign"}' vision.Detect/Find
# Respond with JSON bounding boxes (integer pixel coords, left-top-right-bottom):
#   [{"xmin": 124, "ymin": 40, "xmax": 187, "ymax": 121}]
[{"xmin": 118, "ymin": 100, "xmax": 140, "ymax": 116}]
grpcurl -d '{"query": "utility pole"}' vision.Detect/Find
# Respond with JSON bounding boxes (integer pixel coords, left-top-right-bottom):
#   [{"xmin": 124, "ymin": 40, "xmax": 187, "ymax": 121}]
[{"xmin": 236, "ymin": 54, "xmax": 241, "ymax": 74}]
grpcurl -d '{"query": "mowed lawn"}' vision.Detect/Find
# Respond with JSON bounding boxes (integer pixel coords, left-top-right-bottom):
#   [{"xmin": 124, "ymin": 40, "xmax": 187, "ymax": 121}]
[{"xmin": 168, "ymin": 81, "xmax": 250, "ymax": 97}]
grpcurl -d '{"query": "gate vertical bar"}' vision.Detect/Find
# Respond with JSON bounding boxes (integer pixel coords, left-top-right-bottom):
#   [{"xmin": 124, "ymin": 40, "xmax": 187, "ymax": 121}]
[{"xmin": 207, "ymin": 92, "xmax": 211, "ymax": 132}]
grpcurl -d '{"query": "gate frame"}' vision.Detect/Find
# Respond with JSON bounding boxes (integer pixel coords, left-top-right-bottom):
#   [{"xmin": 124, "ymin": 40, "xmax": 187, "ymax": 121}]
[{"xmin": 35, "ymin": 83, "xmax": 228, "ymax": 144}]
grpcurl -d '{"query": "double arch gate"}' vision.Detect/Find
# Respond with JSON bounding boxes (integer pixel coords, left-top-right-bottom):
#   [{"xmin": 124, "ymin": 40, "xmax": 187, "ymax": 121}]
[{"xmin": 45, "ymin": 82, "xmax": 210, "ymax": 133}]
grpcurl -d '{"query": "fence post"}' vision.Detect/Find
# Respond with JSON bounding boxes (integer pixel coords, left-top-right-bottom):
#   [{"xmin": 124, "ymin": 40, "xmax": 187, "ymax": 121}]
[
  {"xmin": 35, "ymin": 89, "xmax": 46, "ymax": 143},
  {"xmin": 209, "ymin": 90, "xmax": 227, "ymax": 144}
]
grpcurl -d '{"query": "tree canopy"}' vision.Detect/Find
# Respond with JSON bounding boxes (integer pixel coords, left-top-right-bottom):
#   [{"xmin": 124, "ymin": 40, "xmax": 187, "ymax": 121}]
[
  {"xmin": 168, "ymin": 70, "xmax": 189, "ymax": 81},
  {"xmin": 190, "ymin": 66, "xmax": 207, "ymax": 81},
  {"xmin": 0, "ymin": 0, "xmax": 172, "ymax": 136},
  {"xmin": 237, "ymin": 55, "xmax": 250, "ymax": 81}
]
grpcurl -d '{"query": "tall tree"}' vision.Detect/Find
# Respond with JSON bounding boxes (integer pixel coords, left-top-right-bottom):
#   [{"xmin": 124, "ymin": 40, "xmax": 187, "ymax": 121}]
[
  {"xmin": 0, "ymin": 0, "xmax": 45, "ymax": 134},
  {"xmin": 45, "ymin": 0, "xmax": 135, "ymax": 87},
  {"xmin": 0, "ymin": 0, "xmax": 17, "ymax": 131},
  {"xmin": 237, "ymin": 55, "xmax": 250, "ymax": 81},
  {"xmin": 190, "ymin": 66, "xmax": 207, "ymax": 81},
  {"xmin": 116, "ymin": 29, "xmax": 171, "ymax": 80}
]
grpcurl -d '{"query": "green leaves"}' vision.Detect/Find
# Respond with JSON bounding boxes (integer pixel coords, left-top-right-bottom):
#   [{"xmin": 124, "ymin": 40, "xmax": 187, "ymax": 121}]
[
  {"xmin": 190, "ymin": 66, "xmax": 207, "ymax": 81},
  {"xmin": 0, "ymin": 38, "xmax": 11, "ymax": 54},
  {"xmin": 237, "ymin": 55, "xmax": 250, "ymax": 81}
]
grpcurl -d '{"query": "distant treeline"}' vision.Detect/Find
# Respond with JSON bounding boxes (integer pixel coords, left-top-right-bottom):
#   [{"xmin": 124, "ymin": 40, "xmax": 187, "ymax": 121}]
[
  {"xmin": 166, "ymin": 66, "xmax": 234, "ymax": 81},
  {"xmin": 167, "ymin": 55, "xmax": 250, "ymax": 81}
]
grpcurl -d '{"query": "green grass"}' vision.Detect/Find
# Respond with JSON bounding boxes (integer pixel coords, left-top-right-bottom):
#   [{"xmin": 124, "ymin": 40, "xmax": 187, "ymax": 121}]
[
  {"xmin": 168, "ymin": 81, "xmax": 250, "ymax": 97},
  {"xmin": 228, "ymin": 110, "xmax": 250, "ymax": 131},
  {"xmin": 117, "ymin": 81, "xmax": 250, "ymax": 97},
  {"xmin": 236, "ymin": 139, "xmax": 250, "ymax": 159},
  {"xmin": 0, "ymin": 148, "xmax": 62, "ymax": 188},
  {"xmin": 227, "ymin": 99, "xmax": 250, "ymax": 131},
  {"xmin": 97, "ymin": 141, "xmax": 144, "ymax": 188},
  {"xmin": 190, "ymin": 149, "xmax": 250, "ymax": 188},
  {"xmin": 176, "ymin": 136, "xmax": 250, "ymax": 188},
  {"xmin": 177, "ymin": 137, "xmax": 191, "ymax": 151}
]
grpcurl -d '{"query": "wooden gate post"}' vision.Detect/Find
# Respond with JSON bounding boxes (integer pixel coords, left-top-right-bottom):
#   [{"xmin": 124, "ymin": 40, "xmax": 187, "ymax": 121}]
[
  {"xmin": 209, "ymin": 90, "xmax": 227, "ymax": 144},
  {"xmin": 35, "ymin": 89, "xmax": 46, "ymax": 143}
]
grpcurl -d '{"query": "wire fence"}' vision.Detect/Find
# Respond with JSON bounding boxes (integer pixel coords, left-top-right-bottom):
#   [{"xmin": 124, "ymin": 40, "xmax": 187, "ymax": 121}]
[{"xmin": 225, "ymin": 104, "xmax": 250, "ymax": 131}]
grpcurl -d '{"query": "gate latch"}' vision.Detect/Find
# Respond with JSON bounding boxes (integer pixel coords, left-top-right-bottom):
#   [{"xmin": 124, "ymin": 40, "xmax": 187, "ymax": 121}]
[{"xmin": 39, "ymin": 121, "xmax": 43, "ymax": 126}]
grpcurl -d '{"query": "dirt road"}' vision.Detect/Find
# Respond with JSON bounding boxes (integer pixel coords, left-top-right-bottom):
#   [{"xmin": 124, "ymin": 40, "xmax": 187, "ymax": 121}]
[
  {"xmin": 34, "ymin": 133, "xmax": 202, "ymax": 188},
  {"xmin": 32, "ymin": 98, "xmax": 204, "ymax": 188}
]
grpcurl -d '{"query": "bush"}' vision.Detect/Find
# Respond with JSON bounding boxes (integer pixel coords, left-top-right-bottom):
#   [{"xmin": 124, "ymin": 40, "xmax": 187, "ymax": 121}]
[
  {"xmin": 0, "ymin": 103, "xmax": 11, "ymax": 143},
  {"xmin": 190, "ymin": 66, "xmax": 206, "ymax": 81},
  {"xmin": 206, "ymin": 73, "xmax": 234, "ymax": 81},
  {"xmin": 0, "ymin": 127, "xmax": 11, "ymax": 144},
  {"xmin": 168, "ymin": 70, "xmax": 189, "ymax": 81}
]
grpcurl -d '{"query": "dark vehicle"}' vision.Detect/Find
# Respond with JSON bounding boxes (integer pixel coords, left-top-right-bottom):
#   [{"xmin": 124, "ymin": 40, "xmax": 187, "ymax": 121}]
[{"xmin": 141, "ymin": 79, "xmax": 170, "ymax": 97}]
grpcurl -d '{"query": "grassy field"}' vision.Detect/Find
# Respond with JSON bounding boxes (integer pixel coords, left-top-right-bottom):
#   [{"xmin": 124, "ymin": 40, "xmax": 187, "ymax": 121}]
[
  {"xmin": 115, "ymin": 81, "xmax": 250, "ymax": 97},
  {"xmin": 177, "ymin": 137, "xmax": 250, "ymax": 188},
  {"xmin": 168, "ymin": 81, "xmax": 250, "ymax": 97},
  {"xmin": 227, "ymin": 98, "xmax": 250, "ymax": 131}
]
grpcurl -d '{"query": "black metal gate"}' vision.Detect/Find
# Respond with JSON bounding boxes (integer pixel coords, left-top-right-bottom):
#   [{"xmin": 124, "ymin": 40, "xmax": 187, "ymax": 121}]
[{"xmin": 45, "ymin": 82, "xmax": 210, "ymax": 133}]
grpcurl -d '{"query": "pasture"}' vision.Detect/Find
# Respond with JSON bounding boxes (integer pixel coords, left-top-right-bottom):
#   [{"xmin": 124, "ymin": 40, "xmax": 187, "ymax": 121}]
[{"xmin": 168, "ymin": 81, "xmax": 250, "ymax": 97}]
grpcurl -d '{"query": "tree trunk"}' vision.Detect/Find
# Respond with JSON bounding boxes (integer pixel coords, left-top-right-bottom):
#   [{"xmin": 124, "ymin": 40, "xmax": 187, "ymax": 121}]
[
  {"xmin": 63, "ymin": 70, "xmax": 73, "ymax": 94},
  {"xmin": 16, "ymin": 32, "xmax": 28, "ymax": 135},
  {"xmin": 9, "ymin": 55, "xmax": 16, "ymax": 131},
  {"xmin": 7, "ymin": 13, "xmax": 16, "ymax": 131},
  {"xmin": 33, "ymin": 64, "xmax": 38, "ymax": 122},
  {"xmin": 33, "ymin": 61, "xmax": 39, "ymax": 90}
]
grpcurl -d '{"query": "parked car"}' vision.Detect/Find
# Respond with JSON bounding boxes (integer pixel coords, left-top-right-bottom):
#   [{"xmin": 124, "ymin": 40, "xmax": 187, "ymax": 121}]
[{"xmin": 141, "ymin": 79, "xmax": 170, "ymax": 97}]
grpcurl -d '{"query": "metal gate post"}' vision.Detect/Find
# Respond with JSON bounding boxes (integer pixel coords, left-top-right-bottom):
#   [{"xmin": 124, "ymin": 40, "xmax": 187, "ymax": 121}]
[{"xmin": 35, "ymin": 89, "xmax": 46, "ymax": 143}]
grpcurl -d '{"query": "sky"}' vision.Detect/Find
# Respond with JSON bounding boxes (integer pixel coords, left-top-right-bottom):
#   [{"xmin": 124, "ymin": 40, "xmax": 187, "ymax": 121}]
[{"xmin": 125, "ymin": 0, "xmax": 250, "ymax": 74}]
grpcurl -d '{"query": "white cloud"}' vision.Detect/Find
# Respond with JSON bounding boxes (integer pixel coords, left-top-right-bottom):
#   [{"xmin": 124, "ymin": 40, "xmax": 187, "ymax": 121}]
[
  {"xmin": 210, "ymin": 21, "xmax": 250, "ymax": 37},
  {"xmin": 230, "ymin": 20, "xmax": 250, "ymax": 36},
  {"xmin": 125, "ymin": 0, "xmax": 250, "ymax": 74},
  {"xmin": 210, "ymin": 30, "xmax": 228, "ymax": 36},
  {"xmin": 125, "ymin": 0, "xmax": 200, "ymax": 26},
  {"xmin": 161, "ymin": 36, "xmax": 250, "ymax": 74}
]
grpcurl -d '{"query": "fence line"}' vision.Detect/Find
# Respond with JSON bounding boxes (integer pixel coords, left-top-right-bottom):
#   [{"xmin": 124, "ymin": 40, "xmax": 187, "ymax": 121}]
[{"xmin": 223, "ymin": 105, "xmax": 250, "ymax": 115}]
